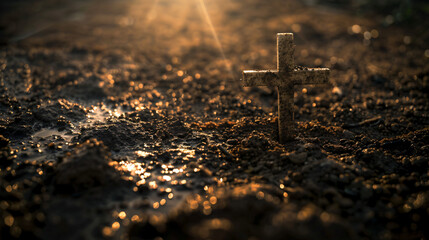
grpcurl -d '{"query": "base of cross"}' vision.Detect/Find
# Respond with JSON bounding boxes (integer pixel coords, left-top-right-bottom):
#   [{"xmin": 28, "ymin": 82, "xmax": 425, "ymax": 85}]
[{"xmin": 242, "ymin": 33, "xmax": 330, "ymax": 143}]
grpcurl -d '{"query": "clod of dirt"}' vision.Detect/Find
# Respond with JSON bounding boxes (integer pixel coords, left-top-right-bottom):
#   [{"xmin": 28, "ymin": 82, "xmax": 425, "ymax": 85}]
[
  {"xmin": 33, "ymin": 99, "xmax": 87, "ymax": 124},
  {"xmin": 355, "ymin": 148, "xmax": 400, "ymax": 174},
  {"xmin": 0, "ymin": 135, "xmax": 14, "ymax": 167},
  {"xmin": 53, "ymin": 139, "xmax": 122, "ymax": 194},
  {"xmin": 167, "ymin": 119, "xmax": 190, "ymax": 138},
  {"xmin": 128, "ymin": 184, "xmax": 357, "ymax": 240},
  {"xmin": 1, "ymin": 99, "xmax": 86, "ymax": 139},
  {"xmin": 240, "ymin": 131, "xmax": 272, "ymax": 149},
  {"xmin": 80, "ymin": 120, "xmax": 152, "ymax": 152}
]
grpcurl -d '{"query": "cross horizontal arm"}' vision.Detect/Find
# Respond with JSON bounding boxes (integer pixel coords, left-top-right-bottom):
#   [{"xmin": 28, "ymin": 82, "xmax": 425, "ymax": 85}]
[
  {"xmin": 242, "ymin": 70, "xmax": 280, "ymax": 87},
  {"xmin": 291, "ymin": 68, "xmax": 330, "ymax": 85}
]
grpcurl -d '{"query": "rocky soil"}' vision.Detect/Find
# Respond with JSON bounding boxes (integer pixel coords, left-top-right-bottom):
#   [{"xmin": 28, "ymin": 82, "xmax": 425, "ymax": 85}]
[{"xmin": 0, "ymin": 0, "xmax": 428, "ymax": 239}]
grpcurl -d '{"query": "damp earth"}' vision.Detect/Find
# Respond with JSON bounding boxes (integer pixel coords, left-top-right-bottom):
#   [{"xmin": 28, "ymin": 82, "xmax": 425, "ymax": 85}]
[{"xmin": 1, "ymin": 0, "xmax": 429, "ymax": 239}]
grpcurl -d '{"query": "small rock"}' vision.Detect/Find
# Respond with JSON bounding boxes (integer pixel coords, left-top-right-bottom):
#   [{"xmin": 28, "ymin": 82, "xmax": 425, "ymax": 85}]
[
  {"xmin": 303, "ymin": 143, "xmax": 318, "ymax": 150},
  {"xmin": 332, "ymin": 86, "xmax": 343, "ymax": 96},
  {"xmin": 241, "ymin": 131, "xmax": 270, "ymax": 149},
  {"xmin": 286, "ymin": 152, "xmax": 308, "ymax": 164},
  {"xmin": 343, "ymin": 130, "xmax": 355, "ymax": 139}
]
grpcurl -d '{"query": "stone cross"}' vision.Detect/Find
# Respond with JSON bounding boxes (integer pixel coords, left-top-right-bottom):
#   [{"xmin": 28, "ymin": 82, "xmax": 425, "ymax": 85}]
[{"xmin": 242, "ymin": 33, "xmax": 330, "ymax": 143}]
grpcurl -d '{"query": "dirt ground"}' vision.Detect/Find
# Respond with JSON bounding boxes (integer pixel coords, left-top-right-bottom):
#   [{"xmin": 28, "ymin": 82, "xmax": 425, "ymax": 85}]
[{"xmin": 0, "ymin": 0, "xmax": 428, "ymax": 239}]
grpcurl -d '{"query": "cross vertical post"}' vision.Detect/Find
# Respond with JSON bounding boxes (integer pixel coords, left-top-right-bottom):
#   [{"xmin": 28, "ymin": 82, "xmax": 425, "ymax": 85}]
[
  {"xmin": 277, "ymin": 33, "xmax": 295, "ymax": 142},
  {"xmin": 277, "ymin": 33, "xmax": 295, "ymax": 72},
  {"xmin": 278, "ymin": 85, "xmax": 294, "ymax": 142}
]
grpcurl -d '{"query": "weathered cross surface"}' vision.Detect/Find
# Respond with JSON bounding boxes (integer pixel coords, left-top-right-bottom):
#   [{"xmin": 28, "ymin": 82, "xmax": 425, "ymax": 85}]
[{"xmin": 242, "ymin": 33, "xmax": 330, "ymax": 143}]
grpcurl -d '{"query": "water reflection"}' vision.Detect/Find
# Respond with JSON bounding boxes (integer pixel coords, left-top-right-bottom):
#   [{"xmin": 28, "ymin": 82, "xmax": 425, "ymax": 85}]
[
  {"xmin": 103, "ymin": 144, "xmax": 202, "ymax": 238},
  {"xmin": 85, "ymin": 105, "xmax": 125, "ymax": 125},
  {"xmin": 115, "ymin": 145, "xmax": 201, "ymax": 213}
]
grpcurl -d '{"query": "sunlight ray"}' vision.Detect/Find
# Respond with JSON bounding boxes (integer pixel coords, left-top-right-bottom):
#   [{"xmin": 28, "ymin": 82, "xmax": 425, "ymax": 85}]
[
  {"xmin": 197, "ymin": 0, "xmax": 234, "ymax": 80},
  {"xmin": 144, "ymin": 0, "xmax": 160, "ymax": 27}
]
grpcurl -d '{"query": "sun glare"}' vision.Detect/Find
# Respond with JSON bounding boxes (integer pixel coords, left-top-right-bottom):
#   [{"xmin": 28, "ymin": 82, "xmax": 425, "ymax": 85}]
[
  {"xmin": 197, "ymin": 0, "xmax": 234, "ymax": 80},
  {"xmin": 141, "ymin": 0, "xmax": 234, "ymax": 80}
]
